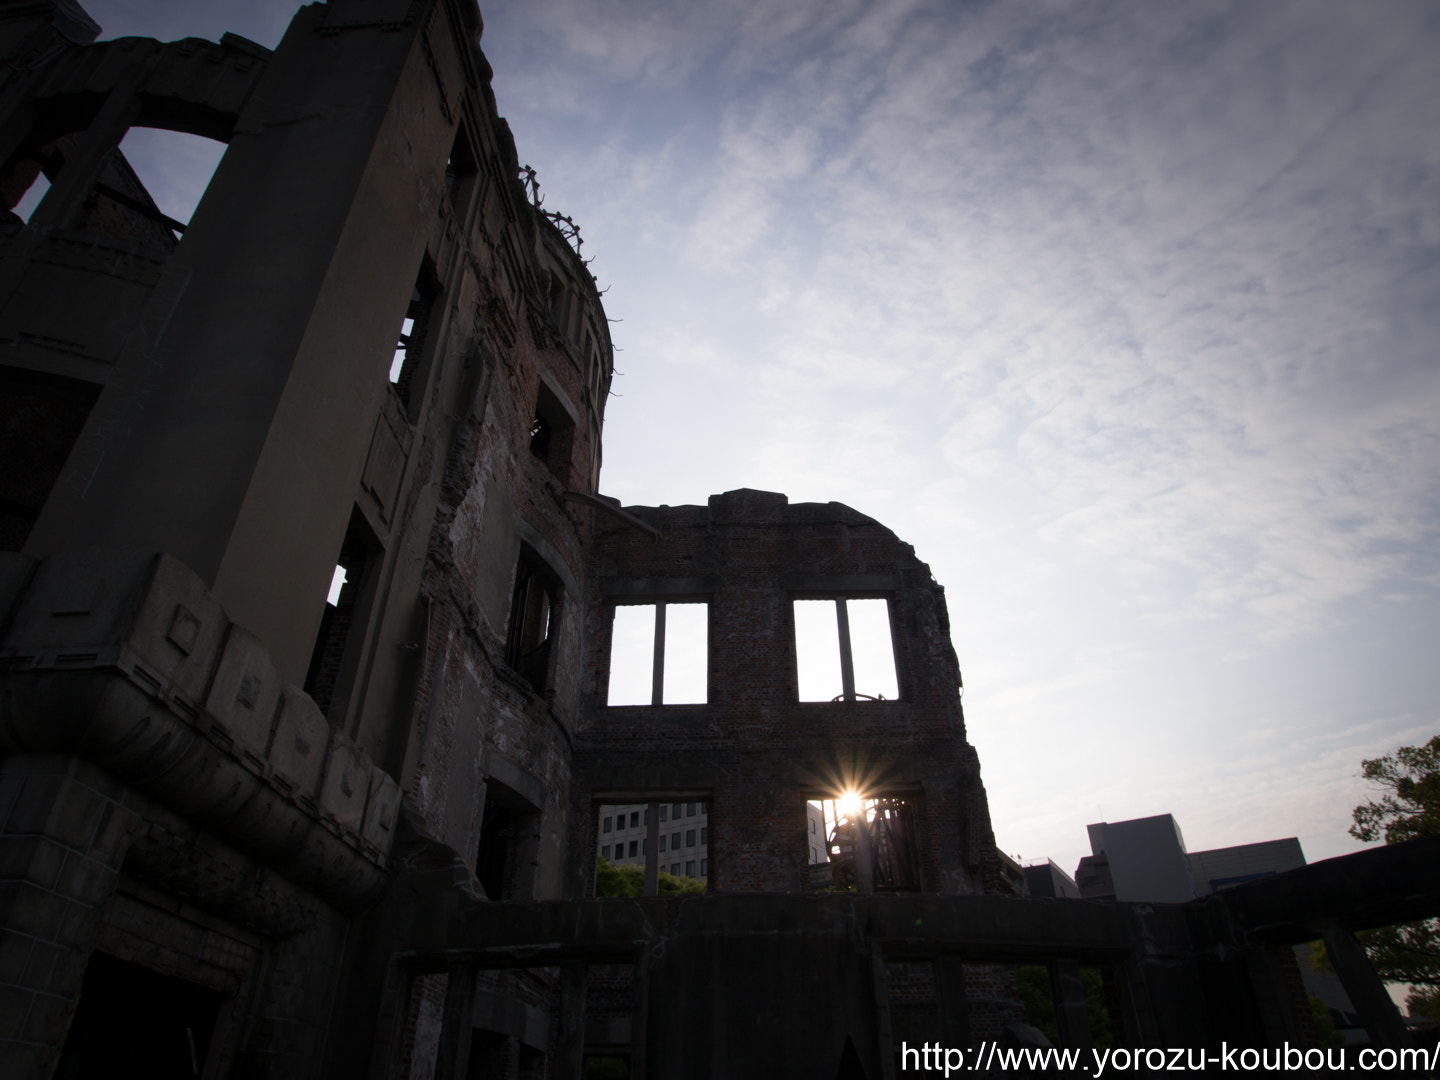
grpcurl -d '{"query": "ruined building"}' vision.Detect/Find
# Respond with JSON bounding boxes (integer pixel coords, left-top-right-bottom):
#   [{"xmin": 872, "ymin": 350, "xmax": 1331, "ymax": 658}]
[{"xmin": 1, "ymin": 2, "xmax": 1437, "ymax": 1078}]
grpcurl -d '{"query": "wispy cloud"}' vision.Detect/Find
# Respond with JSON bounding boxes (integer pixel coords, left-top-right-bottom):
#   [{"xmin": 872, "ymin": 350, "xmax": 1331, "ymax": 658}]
[
  {"xmin": 480, "ymin": 0, "xmax": 1440, "ymax": 863},
  {"xmin": 86, "ymin": 0, "xmax": 1440, "ymax": 867}
]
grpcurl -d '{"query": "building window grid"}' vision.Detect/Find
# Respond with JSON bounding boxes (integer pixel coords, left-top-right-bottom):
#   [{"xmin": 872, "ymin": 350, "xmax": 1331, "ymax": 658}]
[{"xmin": 595, "ymin": 801, "xmax": 711, "ymax": 884}]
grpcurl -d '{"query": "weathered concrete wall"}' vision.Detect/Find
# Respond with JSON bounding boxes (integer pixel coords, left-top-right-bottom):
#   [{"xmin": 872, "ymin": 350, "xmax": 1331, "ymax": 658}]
[{"xmin": 0, "ymin": 0, "xmax": 614, "ymax": 1075}]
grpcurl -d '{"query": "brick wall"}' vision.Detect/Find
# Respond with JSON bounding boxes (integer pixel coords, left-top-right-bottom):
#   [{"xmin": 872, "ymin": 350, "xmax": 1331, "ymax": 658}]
[{"xmin": 571, "ymin": 490, "xmax": 1003, "ymax": 900}]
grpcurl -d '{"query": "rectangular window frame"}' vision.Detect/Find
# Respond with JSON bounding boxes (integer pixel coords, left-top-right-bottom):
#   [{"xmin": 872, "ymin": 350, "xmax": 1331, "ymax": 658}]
[
  {"xmin": 606, "ymin": 599, "xmax": 710, "ymax": 706},
  {"xmin": 792, "ymin": 594, "xmax": 900, "ymax": 703},
  {"xmin": 593, "ymin": 796, "xmax": 711, "ymax": 896},
  {"xmin": 504, "ymin": 543, "xmax": 564, "ymax": 695}
]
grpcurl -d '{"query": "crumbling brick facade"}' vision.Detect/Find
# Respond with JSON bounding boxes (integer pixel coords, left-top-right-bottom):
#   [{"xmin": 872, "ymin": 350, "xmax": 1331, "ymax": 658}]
[{"xmin": 570, "ymin": 489, "xmax": 1005, "ymax": 900}]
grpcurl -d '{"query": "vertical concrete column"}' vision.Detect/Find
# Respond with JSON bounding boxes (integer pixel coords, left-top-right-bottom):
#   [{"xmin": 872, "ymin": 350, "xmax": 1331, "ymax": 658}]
[
  {"xmin": 629, "ymin": 947, "xmax": 650, "ymax": 1080},
  {"xmin": 643, "ymin": 802, "xmax": 660, "ymax": 898},
  {"xmin": 237, "ymin": 907, "xmax": 347, "ymax": 1077},
  {"xmin": 28, "ymin": 77, "xmax": 141, "ymax": 231},
  {"xmin": 1321, "ymin": 927, "xmax": 1409, "ymax": 1046},
  {"xmin": 0, "ymin": 755, "xmax": 139, "ymax": 1078},
  {"xmin": 650, "ymin": 603, "xmax": 666, "ymax": 706},
  {"xmin": 1112, "ymin": 959, "xmax": 1160, "ymax": 1044},
  {"xmin": 836, "ymin": 599, "xmax": 856, "ymax": 703},
  {"xmin": 433, "ymin": 965, "xmax": 476, "ymax": 1080},
  {"xmin": 868, "ymin": 950, "xmax": 897, "ymax": 1080},
  {"xmin": 1048, "ymin": 959, "xmax": 1092, "ymax": 1049},
  {"xmin": 554, "ymin": 963, "xmax": 587, "ymax": 1080},
  {"xmin": 0, "ymin": 59, "xmax": 146, "ymax": 311},
  {"xmin": 933, "ymin": 956, "xmax": 971, "ymax": 1051},
  {"xmin": 853, "ymin": 806, "xmax": 876, "ymax": 895},
  {"xmin": 1241, "ymin": 944, "xmax": 1307, "ymax": 1043}
]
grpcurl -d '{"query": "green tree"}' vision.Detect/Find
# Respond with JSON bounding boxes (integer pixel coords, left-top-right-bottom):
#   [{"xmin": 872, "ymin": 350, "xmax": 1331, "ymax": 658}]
[
  {"xmin": 1340, "ymin": 735, "xmax": 1440, "ymax": 1022},
  {"xmin": 1350, "ymin": 735, "xmax": 1440, "ymax": 844},
  {"xmin": 594, "ymin": 857, "xmax": 705, "ymax": 898},
  {"xmin": 1014, "ymin": 965, "xmax": 1115, "ymax": 1047}
]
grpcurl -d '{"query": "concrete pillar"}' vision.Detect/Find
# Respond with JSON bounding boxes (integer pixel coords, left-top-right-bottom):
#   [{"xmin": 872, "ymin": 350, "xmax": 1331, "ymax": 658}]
[
  {"xmin": 1049, "ymin": 959, "xmax": 1092, "ymax": 1049},
  {"xmin": 0, "ymin": 756, "xmax": 138, "ymax": 1078},
  {"xmin": 868, "ymin": 950, "xmax": 897, "ymax": 1080},
  {"xmin": 630, "ymin": 948, "xmax": 650, "ymax": 1080},
  {"xmin": 28, "ymin": 74, "xmax": 142, "ymax": 232},
  {"xmin": 554, "ymin": 963, "xmax": 586, "ymax": 1080},
  {"xmin": 650, "ymin": 604, "xmax": 665, "ymax": 706},
  {"xmin": 934, "ymin": 957, "xmax": 971, "ymax": 1051},
  {"xmin": 433, "ymin": 965, "xmax": 476, "ymax": 1080},
  {"xmin": 643, "ymin": 802, "xmax": 660, "ymax": 898},
  {"xmin": 1321, "ymin": 927, "xmax": 1409, "ymax": 1047},
  {"xmin": 836, "ymin": 599, "xmax": 855, "ymax": 703},
  {"xmin": 853, "ymin": 807, "xmax": 876, "ymax": 895}
]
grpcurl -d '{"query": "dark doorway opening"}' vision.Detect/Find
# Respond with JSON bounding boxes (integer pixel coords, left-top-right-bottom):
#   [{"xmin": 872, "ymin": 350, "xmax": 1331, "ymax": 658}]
[
  {"xmin": 55, "ymin": 952, "xmax": 226, "ymax": 1080},
  {"xmin": 476, "ymin": 780, "xmax": 540, "ymax": 902}
]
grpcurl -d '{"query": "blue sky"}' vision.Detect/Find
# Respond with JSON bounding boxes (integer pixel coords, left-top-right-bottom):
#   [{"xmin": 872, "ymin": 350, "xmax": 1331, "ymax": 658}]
[{"xmin": 80, "ymin": 0, "xmax": 1440, "ymax": 877}]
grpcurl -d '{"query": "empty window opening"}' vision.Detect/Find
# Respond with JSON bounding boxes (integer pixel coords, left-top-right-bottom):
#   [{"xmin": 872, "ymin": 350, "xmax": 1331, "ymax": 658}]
[
  {"xmin": 55, "ymin": 951, "xmax": 226, "ymax": 1079},
  {"xmin": 388, "ymin": 317, "xmax": 414, "ymax": 383},
  {"xmin": 594, "ymin": 801, "xmax": 709, "ymax": 896},
  {"xmin": 0, "ymin": 366, "xmax": 100, "ymax": 552},
  {"xmin": 806, "ymin": 801, "xmax": 830, "ymax": 869},
  {"xmin": 390, "ymin": 258, "xmax": 439, "ymax": 411},
  {"xmin": 606, "ymin": 602, "xmax": 707, "ymax": 706},
  {"xmin": 794, "ymin": 598, "xmax": 897, "ymax": 702},
  {"xmin": 3, "ymin": 126, "xmax": 221, "ymax": 247},
  {"xmin": 7, "ymin": 168, "xmax": 48, "ymax": 223},
  {"xmin": 505, "ymin": 546, "xmax": 562, "ymax": 694},
  {"xmin": 444, "ymin": 124, "xmax": 479, "ymax": 218},
  {"xmin": 815, "ymin": 794, "xmax": 921, "ymax": 893},
  {"xmin": 529, "ymin": 381, "xmax": 575, "ymax": 484},
  {"xmin": 115, "ymin": 127, "xmax": 225, "ymax": 231},
  {"xmin": 606, "ymin": 604, "xmax": 653, "ymax": 706},
  {"xmin": 529, "ymin": 411, "xmax": 550, "ymax": 458},
  {"xmin": 325, "ymin": 564, "xmax": 347, "ymax": 606},
  {"xmin": 468, "ymin": 1031, "xmax": 510, "ymax": 1079},
  {"xmin": 304, "ymin": 507, "xmax": 381, "ymax": 722},
  {"xmin": 581, "ymin": 962, "xmax": 635, "ymax": 1077},
  {"xmin": 1016, "ymin": 964, "xmax": 1118, "ymax": 1049},
  {"xmin": 476, "ymin": 781, "xmax": 540, "ymax": 901}
]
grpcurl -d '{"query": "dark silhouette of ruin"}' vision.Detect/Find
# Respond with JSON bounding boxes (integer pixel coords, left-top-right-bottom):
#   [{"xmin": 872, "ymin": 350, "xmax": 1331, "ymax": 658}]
[{"xmin": 0, "ymin": 2, "xmax": 1435, "ymax": 1077}]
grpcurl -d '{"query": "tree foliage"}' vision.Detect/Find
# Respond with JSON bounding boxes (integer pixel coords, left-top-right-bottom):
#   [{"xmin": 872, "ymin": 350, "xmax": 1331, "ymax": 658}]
[
  {"xmin": 594, "ymin": 856, "xmax": 705, "ymax": 898},
  {"xmin": 1014, "ymin": 965, "xmax": 1114, "ymax": 1047},
  {"xmin": 1340, "ymin": 734, "xmax": 1440, "ymax": 1022},
  {"xmin": 1349, "ymin": 734, "xmax": 1440, "ymax": 844}
]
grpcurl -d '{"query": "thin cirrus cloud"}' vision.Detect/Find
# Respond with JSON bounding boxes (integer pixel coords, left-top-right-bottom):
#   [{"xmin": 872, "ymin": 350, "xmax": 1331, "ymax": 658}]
[
  {"xmin": 483, "ymin": 0, "xmax": 1440, "ymax": 870},
  {"xmin": 81, "ymin": 0, "xmax": 1440, "ymax": 874}
]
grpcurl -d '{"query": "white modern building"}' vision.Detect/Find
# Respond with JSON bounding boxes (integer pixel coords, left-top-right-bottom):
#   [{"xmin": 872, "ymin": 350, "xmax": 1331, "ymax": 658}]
[
  {"xmin": 598, "ymin": 801, "xmax": 711, "ymax": 883},
  {"xmin": 598, "ymin": 800, "xmax": 829, "ymax": 887},
  {"xmin": 1074, "ymin": 814, "xmax": 1361, "ymax": 1026}
]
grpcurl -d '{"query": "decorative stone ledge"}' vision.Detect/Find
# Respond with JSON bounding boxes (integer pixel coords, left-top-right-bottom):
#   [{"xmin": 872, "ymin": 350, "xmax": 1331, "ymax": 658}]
[{"xmin": 0, "ymin": 549, "xmax": 399, "ymax": 912}]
